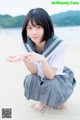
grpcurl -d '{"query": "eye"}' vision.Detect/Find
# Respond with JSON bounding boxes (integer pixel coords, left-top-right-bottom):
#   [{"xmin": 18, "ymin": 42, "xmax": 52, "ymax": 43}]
[
  {"xmin": 27, "ymin": 26, "xmax": 32, "ymax": 30},
  {"xmin": 36, "ymin": 26, "xmax": 42, "ymax": 28}
]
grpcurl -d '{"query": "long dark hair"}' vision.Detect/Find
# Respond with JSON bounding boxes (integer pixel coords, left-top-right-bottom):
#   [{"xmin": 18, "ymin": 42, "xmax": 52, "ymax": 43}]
[{"xmin": 22, "ymin": 8, "xmax": 54, "ymax": 43}]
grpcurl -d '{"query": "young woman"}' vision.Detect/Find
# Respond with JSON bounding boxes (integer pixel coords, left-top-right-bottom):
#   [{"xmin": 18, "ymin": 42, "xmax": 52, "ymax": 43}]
[{"xmin": 7, "ymin": 8, "xmax": 76, "ymax": 111}]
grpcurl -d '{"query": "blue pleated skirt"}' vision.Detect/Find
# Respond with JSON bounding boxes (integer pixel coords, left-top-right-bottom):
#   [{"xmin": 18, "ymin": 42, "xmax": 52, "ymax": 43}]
[{"xmin": 23, "ymin": 66, "xmax": 76, "ymax": 107}]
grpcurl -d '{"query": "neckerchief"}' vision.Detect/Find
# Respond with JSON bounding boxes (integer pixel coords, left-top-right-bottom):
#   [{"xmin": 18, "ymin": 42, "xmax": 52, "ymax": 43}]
[{"xmin": 23, "ymin": 35, "xmax": 62, "ymax": 57}]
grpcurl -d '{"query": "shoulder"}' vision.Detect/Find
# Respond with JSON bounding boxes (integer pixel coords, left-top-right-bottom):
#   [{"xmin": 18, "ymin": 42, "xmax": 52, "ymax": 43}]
[
  {"xmin": 57, "ymin": 40, "xmax": 66, "ymax": 49},
  {"xmin": 51, "ymin": 35, "xmax": 66, "ymax": 46},
  {"xmin": 46, "ymin": 40, "xmax": 66, "ymax": 59},
  {"xmin": 52, "ymin": 36, "xmax": 66, "ymax": 56},
  {"xmin": 52, "ymin": 35, "xmax": 66, "ymax": 51}
]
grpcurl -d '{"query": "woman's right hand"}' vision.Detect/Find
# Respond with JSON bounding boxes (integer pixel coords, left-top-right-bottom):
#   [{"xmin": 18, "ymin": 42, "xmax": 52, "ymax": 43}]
[
  {"xmin": 6, "ymin": 55, "xmax": 26, "ymax": 62},
  {"xmin": 6, "ymin": 53, "xmax": 38, "ymax": 63}
]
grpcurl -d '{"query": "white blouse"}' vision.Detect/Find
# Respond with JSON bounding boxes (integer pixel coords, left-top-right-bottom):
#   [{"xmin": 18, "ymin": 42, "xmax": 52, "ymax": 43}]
[{"xmin": 22, "ymin": 40, "xmax": 66, "ymax": 78}]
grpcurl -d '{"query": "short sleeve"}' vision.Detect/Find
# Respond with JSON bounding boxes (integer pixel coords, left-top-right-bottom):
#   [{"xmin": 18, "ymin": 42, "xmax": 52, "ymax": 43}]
[{"xmin": 49, "ymin": 41, "xmax": 66, "ymax": 70}]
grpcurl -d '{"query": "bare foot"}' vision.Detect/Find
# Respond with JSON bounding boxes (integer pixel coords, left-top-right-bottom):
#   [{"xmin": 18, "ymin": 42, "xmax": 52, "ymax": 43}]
[
  {"xmin": 31, "ymin": 102, "xmax": 46, "ymax": 111},
  {"xmin": 54, "ymin": 103, "xmax": 67, "ymax": 110}
]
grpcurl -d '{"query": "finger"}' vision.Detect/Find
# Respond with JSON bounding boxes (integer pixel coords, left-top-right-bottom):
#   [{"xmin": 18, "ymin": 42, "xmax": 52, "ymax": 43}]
[
  {"xmin": 19, "ymin": 54, "xmax": 28, "ymax": 58},
  {"xmin": 25, "ymin": 57, "xmax": 32, "ymax": 62},
  {"xmin": 6, "ymin": 57, "xmax": 24, "ymax": 62},
  {"xmin": 24, "ymin": 56, "xmax": 35, "ymax": 63},
  {"xmin": 28, "ymin": 59, "xmax": 35, "ymax": 63},
  {"xmin": 6, "ymin": 59, "xmax": 17, "ymax": 62},
  {"xmin": 27, "ymin": 52, "xmax": 36, "ymax": 56},
  {"xmin": 8, "ymin": 56, "xmax": 16, "ymax": 58}
]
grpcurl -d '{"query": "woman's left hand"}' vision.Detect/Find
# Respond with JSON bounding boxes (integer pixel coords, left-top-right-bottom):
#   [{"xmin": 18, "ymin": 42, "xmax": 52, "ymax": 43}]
[
  {"xmin": 6, "ymin": 52, "xmax": 46, "ymax": 63},
  {"xmin": 25, "ymin": 52, "xmax": 46, "ymax": 63}
]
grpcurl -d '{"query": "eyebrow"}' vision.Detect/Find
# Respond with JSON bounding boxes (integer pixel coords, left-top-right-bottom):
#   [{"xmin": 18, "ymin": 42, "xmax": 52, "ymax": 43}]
[
  {"xmin": 27, "ymin": 25, "xmax": 32, "ymax": 26},
  {"xmin": 27, "ymin": 24, "xmax": 38, "ymax": 27}
]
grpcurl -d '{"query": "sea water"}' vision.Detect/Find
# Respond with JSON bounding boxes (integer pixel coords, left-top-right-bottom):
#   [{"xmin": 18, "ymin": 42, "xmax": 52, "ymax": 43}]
[{"xmin": 0, "ymin": 26, "xmax": 80, "ymax": 45}]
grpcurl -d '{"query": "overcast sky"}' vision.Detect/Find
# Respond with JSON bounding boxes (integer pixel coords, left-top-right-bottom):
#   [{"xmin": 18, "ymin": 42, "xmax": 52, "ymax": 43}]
[{"xmin": 0, "ymin": 0, "xmax": 80, "ymax": 16}]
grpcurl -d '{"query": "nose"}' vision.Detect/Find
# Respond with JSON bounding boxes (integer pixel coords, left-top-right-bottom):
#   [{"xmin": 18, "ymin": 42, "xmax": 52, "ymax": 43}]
[{"xmin": 32, "ymin": 28, "xmax": 37, "ymax": 34}]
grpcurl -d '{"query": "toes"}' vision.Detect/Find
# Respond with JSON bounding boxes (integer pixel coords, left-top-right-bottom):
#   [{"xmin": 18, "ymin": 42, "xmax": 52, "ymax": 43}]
[
  {"xmin": 38, "ymin": 104, "xmax": 46, "ymax": 111},
  {"xmin": 31, "ymin": 103, "xmax": 46, "ymax": 111},
  {"xmin": 31, "ymin": 104, "xmax": 35, "ymax": 109},
  {"xmin": 53, "ymin": 103, "xmax": 67, "ymax": 110}
]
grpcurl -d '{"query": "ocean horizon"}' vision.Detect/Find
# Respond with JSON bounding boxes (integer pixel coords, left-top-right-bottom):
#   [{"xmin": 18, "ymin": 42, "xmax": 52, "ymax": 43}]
[{"xmin": 0, "ymin": 26, "xmax": 80, "ymax": 45}]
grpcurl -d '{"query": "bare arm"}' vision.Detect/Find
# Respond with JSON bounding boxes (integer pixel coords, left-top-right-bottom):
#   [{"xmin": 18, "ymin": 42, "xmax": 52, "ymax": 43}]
[
  {"xmin": 25, "ymin": 52, "xmax": 57, "ymax": 80},
  {"xmin": 23, "ymin": 60, "xmax": 38, "ymax": 74},
  {"xmin": 41, "ymin": 60, "xmax": 57, "ymax": 80},
  {"xmin": 6, "ymin": 53, "xmax": 56, "ymax": 79},
  {"xmin": 6, "ymin": 55, "xmax": 38, "ymax": 74}
]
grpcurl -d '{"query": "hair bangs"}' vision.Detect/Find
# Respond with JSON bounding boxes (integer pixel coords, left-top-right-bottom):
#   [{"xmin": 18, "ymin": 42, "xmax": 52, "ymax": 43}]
[{"xmin": 29, "ymin": 15, "xmax": 43, "ymax": 28}]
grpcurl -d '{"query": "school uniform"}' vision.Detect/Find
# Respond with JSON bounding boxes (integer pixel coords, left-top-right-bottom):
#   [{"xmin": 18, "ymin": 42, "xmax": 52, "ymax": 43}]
[{"xmin": 23, "ymin": 35, "xmax": 76, "ymax": 107}]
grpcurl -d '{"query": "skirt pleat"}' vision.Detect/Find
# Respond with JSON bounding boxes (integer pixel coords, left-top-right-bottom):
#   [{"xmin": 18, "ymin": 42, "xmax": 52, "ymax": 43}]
[{"xmin": 23, "ymin": 66, "xmax": 76, "ymax": 107}]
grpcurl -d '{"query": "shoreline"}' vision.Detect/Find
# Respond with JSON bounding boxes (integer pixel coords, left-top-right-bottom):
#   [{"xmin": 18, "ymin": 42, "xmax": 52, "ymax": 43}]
[{"xmin": 0, "ymin": 33, "xmax": 80, "ymax": 120}]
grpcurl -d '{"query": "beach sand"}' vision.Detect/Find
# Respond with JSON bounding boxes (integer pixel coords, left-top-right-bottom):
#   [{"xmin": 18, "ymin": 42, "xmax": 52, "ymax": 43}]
[{"xmin": 0, "ymin": 34, "xmax": 80, "ymax": 120}]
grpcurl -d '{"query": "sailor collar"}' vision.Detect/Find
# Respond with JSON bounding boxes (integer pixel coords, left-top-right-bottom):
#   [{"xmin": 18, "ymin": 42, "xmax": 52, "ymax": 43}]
[{"xmin": 24, "ymin": 35, "xmax": 62, "ymax": 57}]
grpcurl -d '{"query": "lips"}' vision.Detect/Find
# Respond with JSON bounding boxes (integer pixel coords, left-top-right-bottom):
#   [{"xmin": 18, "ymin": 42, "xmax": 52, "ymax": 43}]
[{"xmin": 32, "ymin": 37, "xmax": 38, "ymax": 39}]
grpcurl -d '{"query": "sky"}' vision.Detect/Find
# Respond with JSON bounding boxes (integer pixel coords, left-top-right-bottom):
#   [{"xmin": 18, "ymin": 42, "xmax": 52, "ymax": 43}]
[{"xmin": 0, "ymin": 0, "xmax": 80, "ymax": 16}]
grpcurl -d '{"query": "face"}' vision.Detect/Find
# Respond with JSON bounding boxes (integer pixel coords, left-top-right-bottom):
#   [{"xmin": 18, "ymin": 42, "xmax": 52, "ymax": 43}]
[{"xmin": 26, "ymin": 20, "xmax": 44, "ymax": 44}]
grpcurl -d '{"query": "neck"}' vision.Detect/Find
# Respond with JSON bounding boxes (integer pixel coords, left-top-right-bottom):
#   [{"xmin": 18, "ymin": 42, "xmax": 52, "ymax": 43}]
[{"xmin": 35, "ymin": 41, "xmax": 46, "ymax": 51}]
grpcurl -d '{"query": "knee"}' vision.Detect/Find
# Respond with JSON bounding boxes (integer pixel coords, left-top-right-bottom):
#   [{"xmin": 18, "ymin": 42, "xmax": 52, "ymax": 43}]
[{"xmin": 23, "ymin": 74, "xmax": 39, "ymax": 87}]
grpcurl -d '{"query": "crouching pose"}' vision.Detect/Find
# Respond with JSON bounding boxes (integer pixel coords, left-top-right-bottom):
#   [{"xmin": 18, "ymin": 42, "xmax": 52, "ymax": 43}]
[{"xmin": 7, "ymin": 8, "xmax": 76, "ymax": 111}]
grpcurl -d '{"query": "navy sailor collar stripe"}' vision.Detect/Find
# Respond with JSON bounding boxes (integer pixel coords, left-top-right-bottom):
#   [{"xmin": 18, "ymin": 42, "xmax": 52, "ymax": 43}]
[{"xmin": 24, "ymin": 35, "xmax": 62, "ymax": 57}]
